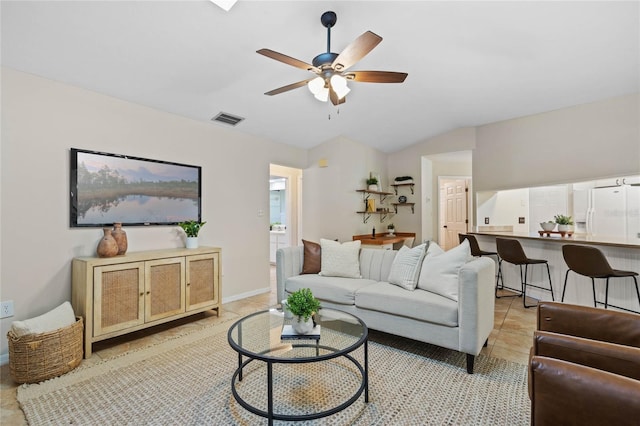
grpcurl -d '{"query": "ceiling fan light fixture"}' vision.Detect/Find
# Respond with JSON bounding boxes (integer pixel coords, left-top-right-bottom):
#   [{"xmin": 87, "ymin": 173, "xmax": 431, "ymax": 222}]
[
  {"xmin": 314, "ymin": 87, "xmax": 329, "ymax": 102},
  {"xmin": 307, "ymin": 76, "xmax": 325, "ymax": 95},
  {"xmin": 330, "ymin": 74, "xmax": 350, "ymax": 99}
]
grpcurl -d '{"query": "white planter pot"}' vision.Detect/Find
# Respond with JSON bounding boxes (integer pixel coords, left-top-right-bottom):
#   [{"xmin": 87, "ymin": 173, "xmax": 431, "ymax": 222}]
[
  {"xmin": 368, "ymin": 184, "xmax": 378, "ymax": 191},
  {"xmin": 557, "ymin": 224, "xmax": 572, "ymax": 232},
  {"xmin": 292, "ymin": 316, "xmax": 314, "ymax": 334},
  {"xmin": 186, "ymin": 237, "xmax": 199, "ymax": 249}
]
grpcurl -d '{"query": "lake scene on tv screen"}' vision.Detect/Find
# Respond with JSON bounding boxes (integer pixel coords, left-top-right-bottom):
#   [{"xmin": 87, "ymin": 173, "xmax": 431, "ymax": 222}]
[{"xmin": 75, "ymin": 151, "xmax": 200, "ymax": 225}]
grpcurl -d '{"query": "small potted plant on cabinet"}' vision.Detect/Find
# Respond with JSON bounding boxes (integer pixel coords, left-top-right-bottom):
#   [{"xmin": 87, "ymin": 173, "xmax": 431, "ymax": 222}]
[
  {"xmin": 179, "ymin": 220, "xmax": 206, "ymax": 248},
  {"xmin": 286, "ymin": 288, "xmax": 321, "ymax": 334},
  {"xmin": 554, "ymin": 215, "xmax": 573, "ymax": 233}
]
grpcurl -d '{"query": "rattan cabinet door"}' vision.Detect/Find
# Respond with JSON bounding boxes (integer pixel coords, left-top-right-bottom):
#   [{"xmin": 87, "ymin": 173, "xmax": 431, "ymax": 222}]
[
  {"xmin": 94, "ymin": 262, "xmax": 145, "ymax": 336},
  {"xmin": 186, "ymin": 253, "xmax": 219, "ymax": 311},
  {"xmin": 145, "ymin": 257, "xmax": 186, "ymax": 322}
]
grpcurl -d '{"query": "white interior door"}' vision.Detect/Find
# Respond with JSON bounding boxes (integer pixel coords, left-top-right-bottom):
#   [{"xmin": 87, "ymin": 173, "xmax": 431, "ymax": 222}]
[{"xmin": 441, "ymin": 178, "xmax": 468, "ymax": 250}]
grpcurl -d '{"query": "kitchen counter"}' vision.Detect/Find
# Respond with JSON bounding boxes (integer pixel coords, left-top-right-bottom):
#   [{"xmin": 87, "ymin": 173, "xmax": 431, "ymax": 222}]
[
  {"xmin": 471, "ymin": 230, "xmax": 640, "ymax": 249},
  {"xmin": 471, "ymin": 231, "xmax": 640, "ymax": 313}
]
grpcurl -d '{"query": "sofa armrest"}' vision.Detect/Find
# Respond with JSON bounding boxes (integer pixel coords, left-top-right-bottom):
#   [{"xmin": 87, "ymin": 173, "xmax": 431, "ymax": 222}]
[
  {"xmin": 537, "ymin": 301, "xmax": 640, "ymax": 347},
  {"xmin": 458, "ymin": 256, "xmax": 496, "ymax": 355},
  {"xmin": 533, "ymin": 330, "xmax": 640, "ymax": 380},
  {"xmin": 530, "ymin": 356, "xmax": 640, "ymax": 425},
  {"xmin": 276, "ymin": 246, "xmax": 304, "ymax": 303}
]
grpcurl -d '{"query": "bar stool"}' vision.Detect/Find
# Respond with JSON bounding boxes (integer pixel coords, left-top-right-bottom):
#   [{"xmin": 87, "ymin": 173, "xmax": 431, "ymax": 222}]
[
  {"xmin": 459, "ymin": 234, "xmax": 505, "ymax": 295},
  {"xmin": 495, "ymin": 238, "xmax": 555, "ymax": 308},
  {"xmin": 561, "ymin": 244, "xmax": 640, "ymax": 314}
]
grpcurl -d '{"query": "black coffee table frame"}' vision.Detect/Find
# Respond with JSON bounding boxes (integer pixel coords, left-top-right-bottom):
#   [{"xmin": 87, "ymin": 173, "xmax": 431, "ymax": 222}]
[{"xmin": 227, "ymin": 309, "xmax": 369, "ymax": 425}]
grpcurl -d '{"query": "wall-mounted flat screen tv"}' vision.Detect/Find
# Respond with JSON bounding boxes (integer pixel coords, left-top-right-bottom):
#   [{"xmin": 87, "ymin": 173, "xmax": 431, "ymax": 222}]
[{"xmin": 70, "ymin": 148, "xmax": 202, "ymax": 227}]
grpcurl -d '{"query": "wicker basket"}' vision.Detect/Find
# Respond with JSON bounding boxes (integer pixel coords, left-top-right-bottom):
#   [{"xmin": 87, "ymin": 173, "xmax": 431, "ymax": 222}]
[{"xmin": 8, "ymin": 317, "xmax": 84, "ymax": 384}]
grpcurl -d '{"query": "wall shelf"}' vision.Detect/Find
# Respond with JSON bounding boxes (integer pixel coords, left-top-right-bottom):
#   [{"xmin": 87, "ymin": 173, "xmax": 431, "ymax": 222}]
[
  {"xmin": 356, "ymin": 189, "xmax": 394, "ymax": 203},
  {"xmin": 390, "ymin": 183, "xmax": 415, "ymax": 195},
  {"xmin": 392, "ymin": 202, "xmax": 415, "ymax": 214},
  {"xmin": 356, "ymin": 210, "xmax": 391, "ymax": 224}
]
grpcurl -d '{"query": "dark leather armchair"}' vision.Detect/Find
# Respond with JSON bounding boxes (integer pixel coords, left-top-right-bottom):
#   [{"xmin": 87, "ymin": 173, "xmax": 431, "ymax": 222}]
[{"xmin": 529, "ymin": 302, "xmax": 640, "ymax": 425}]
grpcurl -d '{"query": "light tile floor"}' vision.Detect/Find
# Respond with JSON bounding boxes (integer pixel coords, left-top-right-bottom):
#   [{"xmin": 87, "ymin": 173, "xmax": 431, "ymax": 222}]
[{"xmin": 0, "ymin": 269, "xmax": 536, "ymax": 425}]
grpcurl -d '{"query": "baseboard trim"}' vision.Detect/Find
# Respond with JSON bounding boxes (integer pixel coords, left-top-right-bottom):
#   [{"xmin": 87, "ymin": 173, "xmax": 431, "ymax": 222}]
[{"xmin": 221, "ymin": 287, "xmax": 270, "ymax": 304}]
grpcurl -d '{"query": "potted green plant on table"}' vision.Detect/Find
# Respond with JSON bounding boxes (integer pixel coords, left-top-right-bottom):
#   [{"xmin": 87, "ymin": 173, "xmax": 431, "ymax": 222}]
[
  {"xmin": 554, "ymin": 215, "xmax": 574, "ymax": 232},
  {"xmin": 286, "ymin": 288, "xmax": 321, "ymax": 334},
  {"xmin": 178, "ymin": 220, "xmax": 206, "ymax": 249}
]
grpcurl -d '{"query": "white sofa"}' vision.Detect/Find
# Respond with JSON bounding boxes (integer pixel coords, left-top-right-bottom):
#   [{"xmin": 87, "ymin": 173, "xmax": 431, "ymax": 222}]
[{"xmin": 276, "ymin": 245, "xmax": 495, "ymax": 373}]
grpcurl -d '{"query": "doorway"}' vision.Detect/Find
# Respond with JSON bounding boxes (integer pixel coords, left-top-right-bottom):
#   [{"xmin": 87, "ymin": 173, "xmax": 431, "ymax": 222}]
[
  {"xmin": 438, "ymin": 177, "xmax": 471, "ymax": 250},
  {"xmin": 269, "ymin": 164, "xmax": 302, "ymax": 264}
]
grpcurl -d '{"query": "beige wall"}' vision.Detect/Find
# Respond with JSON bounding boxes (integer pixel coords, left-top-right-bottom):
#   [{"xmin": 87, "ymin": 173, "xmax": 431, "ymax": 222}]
[
  {"xmin": 474, "ymin": 93, "xmax": 640, "ymax": 191},
  {"xmin": 303, "ymin": 136, "xmax": 387, "ymax": 242},
  {"xmin": 387, "ymin": 128, "xmax": 477, "ymax": 243},
  {"xmin": 0, "ymin": 68, "xmax": 307, "ymax": 358}
]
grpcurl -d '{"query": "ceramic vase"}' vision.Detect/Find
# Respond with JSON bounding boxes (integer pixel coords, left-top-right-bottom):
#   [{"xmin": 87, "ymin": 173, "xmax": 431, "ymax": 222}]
[
  {"xmin": 292, "ymin": 316, "xmax": 314, "ymax": 334},
  {"xmin": 368, "ymin": 184, "xmax": 378, "ymax": 191},
  {"xmin": 186, "ymin": 237, "xmax": 199, "ymax": 249},
  {"xmin": 111, "ymin": 222, "xmax": 128, "ymax": 255},
  {"xmin": 97, "ymin": 228, "xmax": 119, "ymax": 258},
  {"xmin": 557, "ymin": 224, "xmax": 571, "ymax": 232}
]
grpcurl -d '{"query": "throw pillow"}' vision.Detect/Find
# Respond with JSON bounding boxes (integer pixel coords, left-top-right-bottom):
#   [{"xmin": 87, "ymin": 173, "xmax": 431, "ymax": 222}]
[
  {"xmin": 319, "ymin": 239, "xmax": 362, "ymax": 278},
  {"xmin": 417, "ymin": 239, "xmax": 472, "ymax": 301},
  {"xmin": 387, "ymin": 243, "xmax": 428, "ymax": 290},
  {"xmin": 426, "ymin": 241, "xmax": 444, "ymax": 257},
  {"xmin": 301, "ymin": 239, "xmax": 321, "ymax": 274},
  {"xmin": 10, "ymin": 301, "xmax": 76, "ymax": 337}
]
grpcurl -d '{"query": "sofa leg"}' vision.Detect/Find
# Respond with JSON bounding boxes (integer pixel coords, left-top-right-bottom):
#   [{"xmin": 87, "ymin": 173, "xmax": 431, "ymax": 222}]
[{"xmin": 466, "ymin": 354, "xmax": 475, "ymax": 374}]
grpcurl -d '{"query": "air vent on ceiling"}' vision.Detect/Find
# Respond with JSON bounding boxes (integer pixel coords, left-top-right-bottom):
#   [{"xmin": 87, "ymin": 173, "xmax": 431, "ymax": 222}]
[{"xmin": 211, "ymin": 112, "xmax": 244, "ymax": 126}]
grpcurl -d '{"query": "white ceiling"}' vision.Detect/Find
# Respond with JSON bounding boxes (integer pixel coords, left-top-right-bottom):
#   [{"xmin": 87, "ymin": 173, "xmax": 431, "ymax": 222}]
[{"xmin": 2, "ymin": 1, "xmax": 638, "ymax": 153}]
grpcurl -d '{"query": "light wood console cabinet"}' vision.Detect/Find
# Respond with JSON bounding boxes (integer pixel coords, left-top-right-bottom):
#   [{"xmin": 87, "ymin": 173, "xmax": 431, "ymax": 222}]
[{"xmin": 72, "ymin": 246, "xmax": 221, "ymax": 358}]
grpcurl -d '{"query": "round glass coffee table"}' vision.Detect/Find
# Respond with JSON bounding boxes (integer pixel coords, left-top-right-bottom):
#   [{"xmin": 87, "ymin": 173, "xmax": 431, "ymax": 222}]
[{"xmin": 227, "ymin": 308, "xmax": 368, "ymax": 425}]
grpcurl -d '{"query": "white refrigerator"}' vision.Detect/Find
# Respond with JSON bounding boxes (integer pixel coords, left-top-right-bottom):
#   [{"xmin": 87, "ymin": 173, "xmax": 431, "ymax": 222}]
[{"xmin": 586, "ymin": 185, "xmax": 640, "ymax": 241}]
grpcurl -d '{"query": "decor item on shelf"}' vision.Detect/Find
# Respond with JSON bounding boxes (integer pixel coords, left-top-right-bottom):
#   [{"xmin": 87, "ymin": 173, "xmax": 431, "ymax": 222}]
[
  {"xmin": 554, "ymin": 214, "xmax": 574, "ymax": 232},
  {"xmin": 394, "ymin": 176, "xmax": 413, "ymax": 184},
  {"xmin": 366, "ymin": 173, "xmax": 379, "ymax": 191},
  {"xmin": 111, "ymin": 223, "xmax": 128, "ymax": 255},
  {"xmin": 286, "ymin": 288, "xmax": 320, "ymax": 334},
  {"xmin": 179, "ymin": 220, "xmax": 207, "ymax": 249},
  {"xmin": 387, "ymin": 223, "xmax": 395, "ymax": 236},
  {"xmin": 96, "ymin": 228, "xmax": 119, "ymax": 258},
  {"xmin": 398, "ymin": 195, "xmax": 408, "ymax": 203},
  {"xmin": 540, "ymin": 221, "xmax": 556, "ymax": 232},
  {"xmin": 367, "ymin": 198, "xmax": 376, "ymax": 212}
]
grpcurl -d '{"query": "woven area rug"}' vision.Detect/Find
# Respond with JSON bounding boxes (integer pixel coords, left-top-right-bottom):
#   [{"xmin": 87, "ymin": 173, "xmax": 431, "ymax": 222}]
[{"xmin": 17, "ymin": 320, "xmax": 530, "ymax": 425}]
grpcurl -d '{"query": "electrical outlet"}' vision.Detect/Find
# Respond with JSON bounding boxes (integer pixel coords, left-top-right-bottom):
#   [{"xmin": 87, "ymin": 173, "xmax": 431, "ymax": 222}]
[
  {"xmin": 519, "ymin": 217, "xmax": 525, "ymax": 224},
  {"xmin": 1, "ymin": 300, "xmax": 14, "ymax": 319},
  {"xmin": 484, "ymin": 217, "xmax": 490, "ymax": 225}
]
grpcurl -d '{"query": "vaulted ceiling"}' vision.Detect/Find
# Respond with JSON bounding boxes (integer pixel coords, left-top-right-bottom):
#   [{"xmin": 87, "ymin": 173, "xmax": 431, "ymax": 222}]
[{"xmin": 2, "ymin": 1, "xmax": 638, "ymax": 153}]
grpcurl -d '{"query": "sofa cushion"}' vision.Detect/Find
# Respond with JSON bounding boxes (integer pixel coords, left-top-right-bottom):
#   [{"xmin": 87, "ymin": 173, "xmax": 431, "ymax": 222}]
[
  {"xmin": 359, "ymin": 248, "xmax": 397, "ymax": 281},
  {"xmin": 356, "ymin": 282, "xmax": 458, "ymax": 326},
  {"xmin": 301, "ymin": 239, "xmax": 321, "ymax": 274},
  {"xmin": 417, "ymin": 240, "xmax": 472, "ymax": 301},
  {"xmin": 285, "ymin": 274, "xmax": 376, "ymax": 305},
  {"xmin": 387, "ymin": 243, "xmax": 427, "ymax": 290},
  {"xmin": 319, "ymin": 239, "xmax": 361, "ymax": 278}
]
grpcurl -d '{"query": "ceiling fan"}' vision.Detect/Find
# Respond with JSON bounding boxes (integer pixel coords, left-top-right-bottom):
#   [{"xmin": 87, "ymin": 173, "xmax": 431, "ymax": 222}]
[{"xmin": 257, "ymin": 11, "xmax": 408, "ymax": 106}]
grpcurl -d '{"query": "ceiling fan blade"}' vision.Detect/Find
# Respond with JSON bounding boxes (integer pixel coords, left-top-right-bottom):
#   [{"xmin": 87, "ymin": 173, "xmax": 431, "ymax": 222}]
[
  {"xmin": 257, "ymin": 49, "xmax": 319, "ymax": 73},
  {"xmin": 329, "ymin": 87, "xmax": 346, "ymax": 106},
  {"xmin": 264, "ymin": 78, "xmax": 315, "ymax": 96},
  {"xmin": 331, "ymin": 31, "xmax": 383, "ymax": 72},
  {"xmin": 346, "ymin": 71, "xmax": 408, "ymax": 83}
]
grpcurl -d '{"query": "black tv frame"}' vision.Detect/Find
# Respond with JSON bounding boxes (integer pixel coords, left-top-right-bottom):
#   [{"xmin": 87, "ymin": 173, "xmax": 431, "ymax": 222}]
[{"xmin": 70, "ymin": 148, "xmax": 202, "ymax": 227}]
